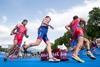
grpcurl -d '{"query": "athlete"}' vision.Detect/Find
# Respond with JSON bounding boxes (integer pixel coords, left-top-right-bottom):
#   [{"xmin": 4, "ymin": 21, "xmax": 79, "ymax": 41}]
[
  {"xmin": 65, "ymin": 15, "xmax": 96, "ymax": 63},
  {"xmin": 4, "ymin": 20, "xmax": 29, "ymax": 61},
  {"xmin": 25, "ymin": 16, "xmax": 60, "ymax": 62}
]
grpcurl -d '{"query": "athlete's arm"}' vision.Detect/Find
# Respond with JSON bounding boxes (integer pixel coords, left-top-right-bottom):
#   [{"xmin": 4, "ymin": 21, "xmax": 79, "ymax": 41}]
[
  {"xmin": 49, "ymin": 25, "xmax": 54, "ymax": 30},
  {"xmin": 42, "ymin": 19, "xmax": 54, "ymax": 29},
  {"xmin": 10, "ymin": 24, "xmax": 19, "ymax": 35},
  {"xmin": 65, "ymin": 24, "xmax": 73, "ymax": 36},
  {"xmin": 25, "ymin": 28, "xmax": 29, "ymax": 38},
  {"xmin": 80, "ymin": 18, "xmax": 87, "ymax": 31}
]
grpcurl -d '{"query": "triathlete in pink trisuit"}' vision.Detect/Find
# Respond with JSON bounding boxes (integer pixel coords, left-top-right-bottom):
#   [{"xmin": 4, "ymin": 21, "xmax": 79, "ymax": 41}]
[{"xmin": 4, "ymin": 20, "xmax": 29, "ymax": 61}]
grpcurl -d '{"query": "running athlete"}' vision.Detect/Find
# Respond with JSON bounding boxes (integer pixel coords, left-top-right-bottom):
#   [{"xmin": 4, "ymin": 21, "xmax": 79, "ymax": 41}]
[
  {"xmin": 4, "ymin": 20, "xmax": 29, "ymax": 61},
  {"xmin": 65, "ymin": 15, "xmax": 96, "ymax": 63},
  {"xmin": 25, "ymin": 16, "xmax": 60, "ymax": 62}
]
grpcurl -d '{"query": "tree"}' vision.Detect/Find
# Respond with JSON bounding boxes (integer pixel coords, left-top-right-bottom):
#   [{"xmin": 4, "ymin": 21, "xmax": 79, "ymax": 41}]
[
  {"xmin": 87, "ymin": 7, "xmax": 100, "ymax": 39},
  {"xmin": 52, "ymin": 31, "xmax": 71, "ymax": 49}
]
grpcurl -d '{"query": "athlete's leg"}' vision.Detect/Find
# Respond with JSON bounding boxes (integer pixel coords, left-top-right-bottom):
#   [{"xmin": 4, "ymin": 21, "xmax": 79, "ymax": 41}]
[
  {"xmin": 71, "ymin": 37, "xmax": 85, "ymax": 63},
  {"xmin": 26, "ymin": 38, "xmax": 43, "ymax": 49},
  {"xmin": 14, "ymin": 39, "xmax": 22, "ymax": 58},
  {"xmin": 73, "ymin": 28, "xmax": 84, "ymax": 56},
  {"xmin": 4, "ymin": 40, "xmax": 18, "ymax": 61},
  {"xmin": 26, "ymin": 28, "xmax": 44, "ymax": 48},
  {"xmin": 43, "ymin": 34, "xmax": 60, "ymax": 61},
  {"xmin": 45, "ymin": 40, "xmax": 60, "ymax": 62},
  {"xmin": 83, "ymin": 38, "xmax": 90, "ymax": 50},
  {"xmin": 42, "ymin": 34, "xmax": 52, "ymax": 58},
  {"xmin": 6, "ymin": 40, "xmax": 18, "ymax": 57},
  {"xmin": 73, "ymin": 37, "xmax": 83, "ymax": 56},
  {"xmin": 45, "ymin": 40, "xmax": 53, "ymax": 58},
  {"xmin": 83, "ymin": 38, "xmax": 96, "ymax": 59},
  {"xmin": 71, "ymin": 28, "xmax": 85, "ymax": 63}
]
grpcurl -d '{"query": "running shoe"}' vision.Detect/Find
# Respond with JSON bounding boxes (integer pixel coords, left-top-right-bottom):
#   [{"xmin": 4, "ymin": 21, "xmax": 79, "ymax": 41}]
[
  {"xmin": 4, "ymin": 57, "xmax": 7, "ymax": 62},
  {"xmin": 87, "ymin": 51, "xmax": 96, "ymax": 60},
  {"xmin": 71, "ymin": 54, "xmax": 85, "ymax": 63},
  {"xmin": 48, "ymin": 57, "xmax": 60, "ymax": 62}
]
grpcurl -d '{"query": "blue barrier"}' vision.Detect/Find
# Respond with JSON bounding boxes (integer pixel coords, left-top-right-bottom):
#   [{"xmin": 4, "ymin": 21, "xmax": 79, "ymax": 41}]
[
  {"xmin": 67, "ymin": 48, "xmax": 100, "ymax": 58},
  {"xmin": 0, "ymin": 53, "xmax": 6, "ymax": 57}
]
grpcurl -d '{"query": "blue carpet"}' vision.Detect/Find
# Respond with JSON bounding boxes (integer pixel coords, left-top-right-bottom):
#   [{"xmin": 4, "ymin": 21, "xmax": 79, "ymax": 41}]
[
  {"xmin": 0, "ymin": 56, "xmax": 100, "ymax": 67},
  {"xmin": 0, "ymin": 48, "xmax": 100, "ymax": 67}
]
